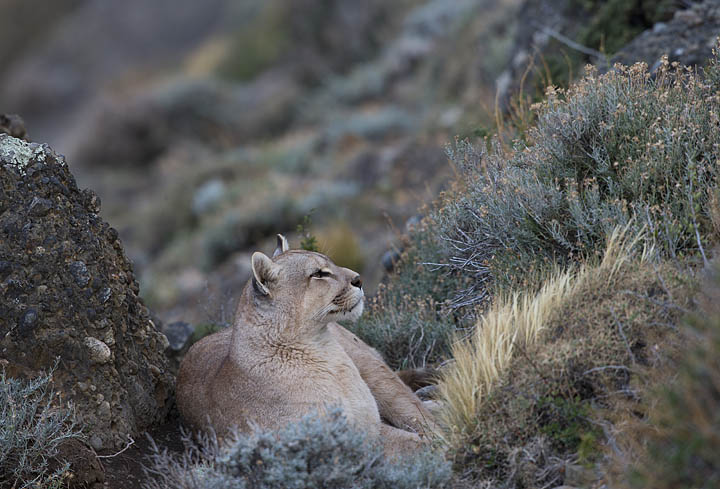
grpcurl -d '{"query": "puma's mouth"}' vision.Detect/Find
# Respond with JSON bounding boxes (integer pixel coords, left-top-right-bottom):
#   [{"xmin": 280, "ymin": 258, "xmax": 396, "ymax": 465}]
[{"xmin": 329, "ymin": 294, "xmax": 364, "ymax": 322}]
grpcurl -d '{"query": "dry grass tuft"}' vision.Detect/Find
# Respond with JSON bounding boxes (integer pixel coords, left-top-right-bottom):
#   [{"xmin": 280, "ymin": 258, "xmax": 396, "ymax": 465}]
[{"xmin": 438, "ymin": 225, "xmax": 646, "ymax": 438}]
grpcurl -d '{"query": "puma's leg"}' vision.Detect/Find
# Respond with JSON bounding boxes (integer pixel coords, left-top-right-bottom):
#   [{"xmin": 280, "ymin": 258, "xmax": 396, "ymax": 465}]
[
  {"xmin": 328, "ymin": 323, "xmax": 436, "ymax": 435},
  {"xmin": 379, "ymin": 423, "xmax": 427, "ymax": 456}
]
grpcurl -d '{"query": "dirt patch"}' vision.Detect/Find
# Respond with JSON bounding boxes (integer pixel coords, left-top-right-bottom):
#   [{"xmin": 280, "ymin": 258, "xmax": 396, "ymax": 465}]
[{"xmin": 101, "ymin": 412, "xmax": 185, "ymax": 489}]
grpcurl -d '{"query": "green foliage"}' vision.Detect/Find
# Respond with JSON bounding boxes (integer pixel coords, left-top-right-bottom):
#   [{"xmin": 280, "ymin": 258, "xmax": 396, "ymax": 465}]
[
  {"xmin": 189, "ymin": 323, "xmax": 225, "ymax": 347},
  {"xmin": 0, "ymin": 367, "xmax": 81, "ymax": 489},
  {"xmin": 297, "ymin": 212, "xmax": 319, "ymax": 252},
  {"xmin": 537, "ymin": 396, "xmax": 599, "ymax": 452},
  {"xmin": 624, "ymin": 264, "xmax": 720, "ymax": 489},
  {"xmin": 144, "ymin": 408, "xmax": 451, "ymax": 489},
  {"xmin": 576, "ymin": 0, "xmax": 675, "ymax": 55},
  {"xmin": 217, "ymin": 4, "xmax": 289, "ymax": 81},
  {"xmin": 352, "ymin": 228, "xmax": 463, "ymax": 368}
]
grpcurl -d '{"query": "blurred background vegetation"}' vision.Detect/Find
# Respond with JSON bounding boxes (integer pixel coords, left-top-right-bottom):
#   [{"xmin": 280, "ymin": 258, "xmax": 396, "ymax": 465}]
[
  {"xmin": 0, "ymin": 0, "xmax": 700, "ymax": 328},
  {"xmin": 3, "ymin": 0, "xmax": 720, "ymax": 486}
]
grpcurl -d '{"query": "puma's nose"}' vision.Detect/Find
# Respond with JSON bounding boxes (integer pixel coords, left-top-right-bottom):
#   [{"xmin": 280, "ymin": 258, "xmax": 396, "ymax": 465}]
[{"xmin": 351, "ymin": 275, "xmax": 363, "ymax": 289}]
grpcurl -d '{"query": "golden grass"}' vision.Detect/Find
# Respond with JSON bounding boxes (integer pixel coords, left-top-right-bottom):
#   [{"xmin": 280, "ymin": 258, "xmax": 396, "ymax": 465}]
[{"xmin": 437, "ymin": 224, "xmax": 651, "ymax": 439}]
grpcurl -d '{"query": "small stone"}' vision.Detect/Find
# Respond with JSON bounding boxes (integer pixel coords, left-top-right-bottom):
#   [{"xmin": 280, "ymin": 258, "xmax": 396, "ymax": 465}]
[
  {"xmin": 84, "ymin": 337, "xmax": 111, "ymax": 364},
  {"xmin": 28, "ymin": 196, "xmax": 53, "ymax": 217},
  {"xmin": 99, "ymin": 287, "xmax": 111, "ymax": 303},
  {"xmin": 81, "ymin": 189, "xmax": 101, "ymax": 214},
  {"xmin": 89, "ymin": 435, "xmax": 103, "ymax": 451},
  {"xmin": 415, "ymin": 385, "xmax": 438, "ymax": 401},
  {"xmin": 0, "ymin": 260, "xmax": 11, "ymax": 280},
  {"xmin": 404, "ymin": 215, "xmax": 422, "ymax": 232},
  {"xmin": 103, "ymin": 329, "xmax": 115, "ymax": 346},
  {"xmin": 69, "ymin": 261, "xmax": 90, "ymax": 287},
  {"xmin": 163, "ymin": 321, "xmax": 194, "ymax": 352},
  {"xmin": 19, "ymin": 309, "xmax": 38, "ymax": 334},
  {"xmin": 381, "ymin": 249, "xmax": 401, "ymax": 272},
  {"xmin": 98, "ymin": 401, "xmax": 111, "ymax": 419},
  {"xmin": 158, "ymin": 332, "xmax": 170, "ymax": 351}
]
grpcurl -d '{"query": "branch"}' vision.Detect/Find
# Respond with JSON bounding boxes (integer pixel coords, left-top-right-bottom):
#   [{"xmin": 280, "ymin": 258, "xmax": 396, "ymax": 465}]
[
  {"xmin": 536, "ymin": 25, "xmax": 607, "ymax": 64},
  {"xmin": 97, "ymin": 435, "xmax": 135, "ymax": 459}
]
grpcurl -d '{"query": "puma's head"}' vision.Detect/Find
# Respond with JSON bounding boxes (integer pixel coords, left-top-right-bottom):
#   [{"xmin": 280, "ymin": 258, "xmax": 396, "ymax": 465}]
[{"xmin": 248, "ymin": 235, "xmax": 364, "ymax": 330}]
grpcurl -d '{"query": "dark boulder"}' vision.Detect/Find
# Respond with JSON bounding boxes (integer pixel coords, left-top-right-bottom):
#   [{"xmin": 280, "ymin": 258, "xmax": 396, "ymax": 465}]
[
  {"xmin": 611, "ymin": 1, "xmax": 720, "ymax": 72},
  {"xmin": 0, "ymin": 131, "xmax": 173, "ymax": 451}
]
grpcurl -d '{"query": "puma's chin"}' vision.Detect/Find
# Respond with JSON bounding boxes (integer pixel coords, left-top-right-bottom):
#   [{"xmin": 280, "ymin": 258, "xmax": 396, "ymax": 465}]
[{"xmin": 331, "ymin": 295, "xmax": 364, "ymax": 323}]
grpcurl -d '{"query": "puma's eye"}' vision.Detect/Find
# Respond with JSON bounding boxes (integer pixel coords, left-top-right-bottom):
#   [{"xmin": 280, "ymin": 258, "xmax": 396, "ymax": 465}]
[{"xmin": 311, "ymin": 269, "xmax": 332, "ymax": 279}]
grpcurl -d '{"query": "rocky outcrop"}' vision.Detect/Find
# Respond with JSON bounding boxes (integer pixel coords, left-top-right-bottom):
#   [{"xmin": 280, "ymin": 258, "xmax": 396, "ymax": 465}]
[
  {"xmin": 0, "ymin": 131, "xmax": 173, "ymax": 451},
  {"xmin": 611, "ymin": 1, "xmax": 720, "ymax": 71},
  {"xmin": 495, "ymin": 0, "xmax": 687, "ymax": 107}
]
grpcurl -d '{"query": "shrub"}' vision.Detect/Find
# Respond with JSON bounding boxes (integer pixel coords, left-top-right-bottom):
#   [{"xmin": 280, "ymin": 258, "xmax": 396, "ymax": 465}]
[
  {"xmin": 144, "ymin": 408, "xmax": 451, "ymax": 489},
  {"xmin": 357, "ymin": 50, "xmax": 720, "ymax": 366},
  {"xmin": 432, "ymin": 52, "xmax": 720, "ymax": 305},
  {"xmin": 0, "ymin": 367, "xmax": 81, "ymax": 489},
  {"xmin": 352, "ymin": 228, "xmax": 464, "ymax": 368}
]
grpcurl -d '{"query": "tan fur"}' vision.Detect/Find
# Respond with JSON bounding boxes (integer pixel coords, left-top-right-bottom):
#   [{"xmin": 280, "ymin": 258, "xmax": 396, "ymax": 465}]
[{"xmin": 176, "ymin": 240, "xmax": 435, "ymax": 455}]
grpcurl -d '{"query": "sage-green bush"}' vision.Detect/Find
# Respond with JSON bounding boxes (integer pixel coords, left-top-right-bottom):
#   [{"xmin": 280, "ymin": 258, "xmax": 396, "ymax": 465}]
[
  {"xmin": 0, "ymin": 368, "xmax": 81, "ymax": 489},
  {"xmin": 144, "ymin": 408, "xmax": 450, "ymax": 489},
  {"xmin": 359, "ymin": 47, "xmax": 720, "ymax": 367}
]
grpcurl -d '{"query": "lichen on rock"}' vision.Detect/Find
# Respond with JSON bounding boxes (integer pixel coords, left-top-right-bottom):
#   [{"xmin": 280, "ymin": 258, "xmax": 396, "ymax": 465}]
[
  {"xmin": 0, "ymin": 130, "xmax": 173, "ymax": 451},
  {"xmin": 0, "ymin": 134, "xmax": 56, "ymax": 175}
]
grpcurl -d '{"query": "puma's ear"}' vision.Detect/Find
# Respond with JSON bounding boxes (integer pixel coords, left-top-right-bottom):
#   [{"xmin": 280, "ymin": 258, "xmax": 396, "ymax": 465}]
[
  {"xmin": 273, "ymin": 234, "xmax": 290, "ymax": 257},
  {"xmin": 251, "ymin": 252, "xmax": 278, "ymax": 296}
]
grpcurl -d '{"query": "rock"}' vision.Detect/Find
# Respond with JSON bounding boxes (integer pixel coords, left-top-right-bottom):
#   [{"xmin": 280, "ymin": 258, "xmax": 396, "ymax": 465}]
[
  {"xmin": 19, "ymin": 308, "xmax": 38, "ymax": 336},
  {"xmin": 611, "ymin": 1, "xmax": 720, "ymax": 71},
  {"xmin": 0, "ymin": 132, "xmax": 172, "ymax": 451},
  {"xmin": 69, "ymin": 260, "xmax": 90, "ymax": 287},
  {"xmin": 163, "ymin": 321, "xmax": 195, "ymax": 353},
  {"xmin": 497, "ymin": 0, "xmax": 687, "ymax": 108},
  {"xmin": 381, "ymin": 249, "xmax": 401, "ymax": 272},
  {"xmin": 0, "ymin": 113, "xmax": 27, "ymax": 140},
  {"xmin": 415, "ymin": 384, "xmax": 438, "ymax": 401},
  {"xmin": 89, "ymin": 435, "xmax": 103, "ymax": 452},
  {"xmin": 404, "ymin": 215, "xmax": 422, "ymax": 232},
  {"xmin": 83, "ymin": 337, "xmax": 111, "ymax": 364},
  {"xmin": 28, "ymin": 196, "xmax": 53, "ymax": 216},
  {"xmin": 0, "ymin": 261, "xmax": 11, "ymax": 280}
]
